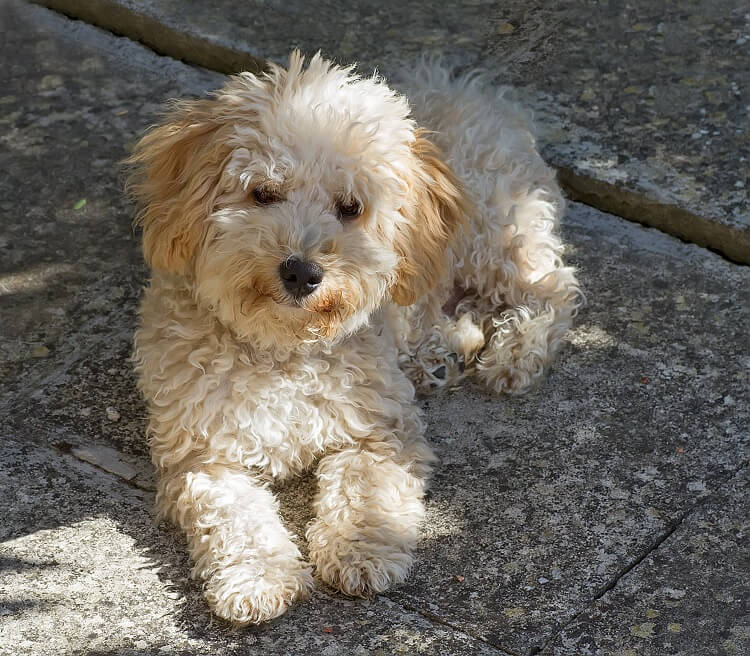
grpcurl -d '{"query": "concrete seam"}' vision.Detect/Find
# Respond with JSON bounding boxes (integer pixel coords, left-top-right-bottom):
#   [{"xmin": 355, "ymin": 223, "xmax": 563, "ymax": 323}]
[
  {"xmin": 55, "ymin": 440, "xmax": 156, "ymax": 493},
  {"xmin": 29, "ymin": 0, "xmax": 750, "ymax": 265},
  {"xmin": 558, "ymin": 169, "xmax": 750, "ymax": 267},
  {"xmin": 29, "ymin": 0, "xmax": 265, "ymax": 75},
  {"xmin": 387, "ymin": 594, "xmax": 520, "ymax": 656},
  {"xmin": 593, "ymin": 457, "xmax": 749, "ymax": 603}
]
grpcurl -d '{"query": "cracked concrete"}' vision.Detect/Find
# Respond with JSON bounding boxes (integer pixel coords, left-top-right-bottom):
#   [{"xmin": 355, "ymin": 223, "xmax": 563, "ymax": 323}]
[
  {"xmin": 1, "ymin": 1, "xmax": 748, "ymax": 655},
  {"xmin": 544, "ymin": 466, "xmax": 750, "ymax": 656}
]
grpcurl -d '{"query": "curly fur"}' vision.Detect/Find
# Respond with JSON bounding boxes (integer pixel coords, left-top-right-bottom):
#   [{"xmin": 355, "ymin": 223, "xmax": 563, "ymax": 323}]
[{"xmin": 128, "ymin": 51, "xmax": 581, "ymax": 625}]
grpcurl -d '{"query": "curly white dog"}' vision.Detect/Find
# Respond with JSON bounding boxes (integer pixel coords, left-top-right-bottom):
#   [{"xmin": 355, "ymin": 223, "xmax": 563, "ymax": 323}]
[{"xmin": 128, "ymin": 51, "xmax": 581, "ymax": 625}]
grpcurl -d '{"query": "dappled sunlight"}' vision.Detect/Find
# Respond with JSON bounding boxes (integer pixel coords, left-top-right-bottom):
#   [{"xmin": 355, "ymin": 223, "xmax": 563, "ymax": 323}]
[
  {"xmin": 572, "ymin": 155, "xmax": 628, "ymax": 184},
  {"xmin": 0, "ymin": 516, "xmax": 182, "ymax": 651},
  {"xmin": 420, "ymin": 499, "xmax": 469, "ymax": 541},
  {"xmin": 567, "ymin": 323, "xmax": 617, "ymax": 350},
  {"xmin": 0, "ymin": 262, "xmax": 75, "ymax": 297}
]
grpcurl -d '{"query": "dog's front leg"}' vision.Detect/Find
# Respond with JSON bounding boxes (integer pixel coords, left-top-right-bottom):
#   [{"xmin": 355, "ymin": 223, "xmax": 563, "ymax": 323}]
[
  {"xmin": 306, "ymin": 445, "xmax": 427, "ymax": 597},
  {"xmin": 157, "ymin": 460, "xmax": 313, "ymax": 625}
]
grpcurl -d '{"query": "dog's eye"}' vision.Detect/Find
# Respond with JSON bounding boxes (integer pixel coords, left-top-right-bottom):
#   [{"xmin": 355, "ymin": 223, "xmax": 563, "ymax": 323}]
[
  {"xmin": 337, "ymin": 198, "xmax": 361, "ymax": 221},
  {"xmin": 253, "ymin": 187, "xmax": 281, "ymax": 205}
]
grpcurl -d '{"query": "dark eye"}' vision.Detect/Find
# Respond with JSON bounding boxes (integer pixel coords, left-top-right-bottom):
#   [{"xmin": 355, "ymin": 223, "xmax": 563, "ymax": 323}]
[
  {"xmin": 337, "ymin": 198, "xmax": 361, "ymax": 221},
  {"xmin": 253, "ymin": 187, "xmax": 280, "ymax": 205}
]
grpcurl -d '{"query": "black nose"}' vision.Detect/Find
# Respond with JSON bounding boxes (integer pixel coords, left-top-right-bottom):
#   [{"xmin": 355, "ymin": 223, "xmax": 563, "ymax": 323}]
[{"xmin": 279, "ymin": 258, "xmax": 324, "ymax": 297}]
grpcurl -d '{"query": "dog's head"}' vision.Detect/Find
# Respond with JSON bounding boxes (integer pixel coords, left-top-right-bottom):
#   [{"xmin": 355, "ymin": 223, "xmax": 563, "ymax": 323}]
[{"xmin": 127, "ymin": 52, "xmax": 466, "ymax": 348}]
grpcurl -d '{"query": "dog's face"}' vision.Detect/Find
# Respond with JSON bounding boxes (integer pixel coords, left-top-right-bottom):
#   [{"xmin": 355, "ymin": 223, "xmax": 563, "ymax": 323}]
[{"xmin": 128, "ymin": 53, "xmax": 466, "ymax": 348}]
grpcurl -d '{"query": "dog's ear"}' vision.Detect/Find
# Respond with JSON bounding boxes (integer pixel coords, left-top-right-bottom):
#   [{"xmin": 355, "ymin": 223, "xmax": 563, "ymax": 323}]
[
  {"xmin": 390, "ymin": 130, "xmax": 468, "ymax": 306},
  {"xmin": 126, "ymin": 97, "xmax": 231, "ymax": 275}
]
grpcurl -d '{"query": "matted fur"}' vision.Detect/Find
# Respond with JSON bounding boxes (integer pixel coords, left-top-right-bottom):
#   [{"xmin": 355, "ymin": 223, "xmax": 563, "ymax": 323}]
[{"xmin": 129, "ymin": 52, "xmax": 581, "ymax": 625}]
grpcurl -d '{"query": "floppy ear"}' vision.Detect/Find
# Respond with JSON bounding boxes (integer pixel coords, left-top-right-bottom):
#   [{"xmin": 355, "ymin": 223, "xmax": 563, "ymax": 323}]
[
  {"xmin": 390, "ymin": 130, "xmax": 468, "ymax": 306},
  {"xmin": 125, "ymin": 98, "xmax": 231, "ymax": 274}
]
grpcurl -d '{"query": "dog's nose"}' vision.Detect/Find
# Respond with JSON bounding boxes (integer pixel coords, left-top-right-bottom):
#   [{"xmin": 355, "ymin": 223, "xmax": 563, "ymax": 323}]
[{"xmin": 279, "ymin": 258, "xmax": 324, "ymax": 297}]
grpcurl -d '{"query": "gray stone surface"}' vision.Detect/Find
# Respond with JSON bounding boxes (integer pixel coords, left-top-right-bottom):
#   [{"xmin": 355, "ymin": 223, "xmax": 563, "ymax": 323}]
[
  {"xmin": 544, "ymin": 468, "xmax": 749, "ymax": 656},
  {"xmin": 496, "ymin": 0, "xmax": 750, "ymax": 264},
  {"xmin": 1, "ymin": 2, "xmax": 749, "ymax": 655},
  {"xmin": 389, "ymin": 205, "xmax": 750, "ymax": 653},
  {"xmin": 0, "ymin": 437, "xmax": 507, "ymax": 656},
  {"xmin": 0, "ymin": 0, "xmax": 221, "ymax": 402},
  {"xmin": 31, "ymin": 0, "xmax": 750, "ymax": 263}
]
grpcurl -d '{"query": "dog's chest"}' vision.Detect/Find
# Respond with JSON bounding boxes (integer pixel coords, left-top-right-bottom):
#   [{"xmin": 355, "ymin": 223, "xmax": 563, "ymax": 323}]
[{"xmin": 217, "ymin": 338, "xmax": 408, "ymax": 478}]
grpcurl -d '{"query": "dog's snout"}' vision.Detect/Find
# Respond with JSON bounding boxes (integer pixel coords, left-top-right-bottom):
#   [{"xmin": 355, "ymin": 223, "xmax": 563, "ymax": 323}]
[{"xmin": 279, "ymin": 258, "xmax": 324, "ymax": 297}]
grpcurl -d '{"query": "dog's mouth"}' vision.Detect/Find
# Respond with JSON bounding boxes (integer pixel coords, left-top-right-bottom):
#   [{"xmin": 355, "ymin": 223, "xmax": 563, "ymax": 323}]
[
  {"xmin": 285, "ymin": 291, "xmax": 342, "ymax": 315},
  {"xmin": 237, "ymin": 282, "xmax": 361, "ymax": 342},
  {"xmin": 253, "ymin": 287, "xmax": 343, "ymax": 317},
  {"xmin": 302, "ymin": 291, "xmax": 343, "ymax": 315},
  {"xmin": 240, "ymin": 275, "xmax": 351, "ymax": 334}
]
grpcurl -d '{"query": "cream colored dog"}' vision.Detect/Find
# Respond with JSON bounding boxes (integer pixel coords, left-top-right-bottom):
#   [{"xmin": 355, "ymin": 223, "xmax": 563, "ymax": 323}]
[{"xmin": 128, "ymin": 52, "xmax": 580, "ymax": 625}]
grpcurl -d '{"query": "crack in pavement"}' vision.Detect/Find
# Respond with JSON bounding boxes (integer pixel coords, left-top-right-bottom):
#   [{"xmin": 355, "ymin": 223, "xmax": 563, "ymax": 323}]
[
  {"xmin": 529, "ymin": 458, "xmax": 750, "ymax": 655},
  {"xmin": 388, "ymin": 595, "xmax": 520, "ymax": 656}
]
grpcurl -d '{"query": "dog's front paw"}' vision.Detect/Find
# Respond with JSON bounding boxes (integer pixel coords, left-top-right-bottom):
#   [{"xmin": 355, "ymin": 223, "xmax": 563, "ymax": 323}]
[
  {"xmin": 203, "ymin": 561, "xmax": 313, "ymax": 625},
  {"xmin": 307, "ymin": 522, "xmax": 413, "ymax": 597}
]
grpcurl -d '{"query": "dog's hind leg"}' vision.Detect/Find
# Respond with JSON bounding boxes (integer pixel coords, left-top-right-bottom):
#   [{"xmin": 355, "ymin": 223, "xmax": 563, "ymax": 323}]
[
  {"xmin": 461, "ymin": 181, "xmax": 582, "ymax": 395},
  {"xmin": 406, "ymin": 63, "xmax": 582, "ymax": 395}
]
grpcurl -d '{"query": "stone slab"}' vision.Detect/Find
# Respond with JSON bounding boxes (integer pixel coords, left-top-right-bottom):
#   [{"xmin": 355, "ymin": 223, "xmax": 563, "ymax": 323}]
[
  {"xmin": 0, "ymin": 436, "xmax": 509, "ymax": 656},
  {"xmin": 0, "ymin": 0, "xmax": 221, "ymax": 404},
  {"xmin": 491, "ymin": 0, "xmax": 750, "ymax": 265},
  {"xmin": 1, "ymin": 3, "xmax": 749, "ymax": 655},
  {"xmin": 544, "ymin": 467, "xmax": 750, "ymax": 656},
  {"xmin": 31, "ymin": 0, "xmax": 750, "ymax": 263},
  {"xmin": 387, "ymin": 204, "xmax": 749, "ymax": 653}
]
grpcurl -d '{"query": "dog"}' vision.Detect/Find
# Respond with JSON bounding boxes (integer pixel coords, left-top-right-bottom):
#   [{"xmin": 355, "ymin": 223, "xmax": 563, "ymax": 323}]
[{"xmin": 127, "ymin": 51, "xmax": 581, "ymax": 625}]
